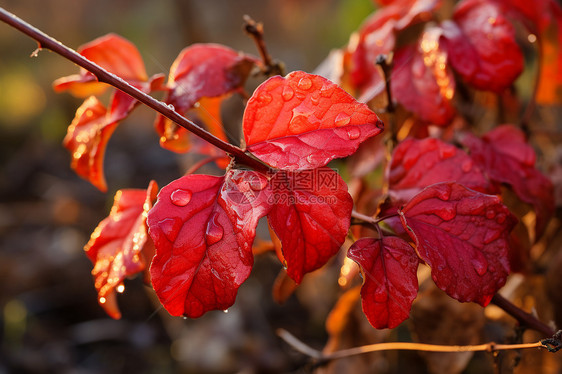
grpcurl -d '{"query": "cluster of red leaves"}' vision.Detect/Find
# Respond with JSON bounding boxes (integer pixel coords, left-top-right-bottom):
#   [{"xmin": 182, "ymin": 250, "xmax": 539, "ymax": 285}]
[
  {"xmin": 346, "ymin": 0, "xmax": 562, "ymax": 123},
  {"xmin": 58, "ymin": 0, "xmax": 555, "ymax": 330}
]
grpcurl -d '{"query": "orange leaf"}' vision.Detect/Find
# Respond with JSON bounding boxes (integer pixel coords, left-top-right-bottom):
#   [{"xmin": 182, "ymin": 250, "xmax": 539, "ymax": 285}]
[{"xmin": 85, "ymin": 181, "xmax": 158, "ymax": 319}]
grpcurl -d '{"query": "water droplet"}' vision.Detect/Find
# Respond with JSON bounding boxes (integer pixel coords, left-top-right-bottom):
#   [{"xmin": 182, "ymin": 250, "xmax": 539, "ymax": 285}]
[
  {"xmin": 289, "ymin": 115, "xmax": 310, "ymax": 134},
  {"xmin": 436, "ymin": 184, "xmax": 452, "ymax": 201},
  {"xmin": 170, "ymin": 189, "xmax": 192, "ymax": 206},
  {"xmin": 483, "ymin": 229, "xmax": 501, "ymax": 244},
  {"xmin": 99, "ymin": 297, "xmax": 106, "ymax": 304},
  {"xmin": 182, "ymin": 316, "xmax": 188, "ymax": 320},
  {"xmin": 496, "ymin": 213, "xmax": 506, "ymax": 224},
  {"xmin": 282, "ymin": 86, "xmax": 294, "ymax": 101},
  {"xmin": 434, "ymin": 206, "xmax": 456, "ymax": 221},
  {"xmin": 485, "ymin": 209, "xmax": 496, "ymax": 219},
  {"xmin": 320, "ymin": 84, "xmax": 335, "ymax": 98},
  {"xmin": 223, "ymin": 309, "xmax": 229, "ymax": 314},
  {"xmin": 374, "ymin": 288, "xmax": 388, "ymax": 303},
  {"xmin": 116, "ymin": 284, "xmax": 125, "ymax": 293},
  {"xmin": 471, "ymin": 254, "xmax": 488, "ymax": 276},
  {"xmin": 205, "ymin": 212, "xmax": 224, "ymax": 246},
  {"xmin": 439, "ymin": 145, "xmax": 456, "ymax": 159},
  {"xmin": 259, "ymin": 92, "xmax": 272, "ymax": 105},
  {"xmin": 158, "ymin": 217, "xmax": 182, "ymax": 242},
  {"xmin": 334, "ymin": 112, "xmax": 351, "ymax": 127},
  {"xmin": 297, "ymin": 77, "xmax": 313, "ymax": 90},
  {"xmin": 346, "ymin": 126, "xmax": 361, "ymax": 140},
  {"xmin": 167, "ymin": 104, "xmax": 175, "ymax": 111},
  {"xmin": 248, "ymin": 175, "xmax": 268, "ymax": 191},
  {"xmin": 310, "ymin": 92, "xmax": 320, "ymax": 105}
]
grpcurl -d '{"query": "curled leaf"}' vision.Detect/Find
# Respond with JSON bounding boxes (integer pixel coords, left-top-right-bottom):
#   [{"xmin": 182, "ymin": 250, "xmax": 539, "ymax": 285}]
[
  {"xmin": 348, "ymin": 237, "xmax": 419, "ymax": 329},
  {"xmin": 243, "ymin": 71, "xmax": 383, "ymax": 170},
  {"xmin": 441, "ymin": 0, "xmax": 523, "ymax": 92},
  {"xmin": 267, "ymin": 168, "xmax": 353, "ymax": 283},
  {"xmin": 85, "ymin": 180, "xmax": 158, "ymax": 319},
  {"xmin": 399, "ymin": 182, "xmax": 516, "ymax": 306},
  {"xmin": 391, "ymin": 27, "xmax": 456, "ymax": 126},
  {"xmin": 459, "ymin": 125, "xmax": 554, "ymax": 239}
]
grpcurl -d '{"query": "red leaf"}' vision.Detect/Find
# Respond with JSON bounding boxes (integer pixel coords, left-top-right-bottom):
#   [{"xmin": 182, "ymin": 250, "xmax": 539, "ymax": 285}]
[
  {"xmin": 388, "ymin": 138, "xmax": 495, "ymax": 203},
  {"xmin": 459, "ymin": 125, "xmax": 554, "ymax": 239},
  {"xmin": 155, "ymin": 44, "xmax": 257, "ymax": 153},
  {"xmin": 63, "ymin": 96, "xmax": 114, "ymax": 192},
  {"xmin": 267, "ymin": 168, "xmax": 353, "ymax": 283},
  {"xmin": 391, "ymin": 27, "xmax": 456, "ymax": 126},
  {"xmin": 348, "ymin": 0, "xmax": 441, "ymax": 102},
  {"xmin": 441, "ymin": 0, "xmax": 523, "ymax": 92},
  {"xmin": 53, "ymin": 33, "xmax": 163, "ymax": 97},
  {"xmin": 399, "ymin": 182, "xmax": 516, "ymax": 306},
  {"xmin": 243, "ymin": 71, "xmax": 383, "ymax": 170},
  {"xmin": 85, "ymin": 180, "xmax": 158, "ymax": 319},
  {"xmin": 147, "ymin": 171, "xmax": 269, "ymax": 317},
  {"xmin": 347, "ymin": 237, "xmax": 420, "ymax": 329}
]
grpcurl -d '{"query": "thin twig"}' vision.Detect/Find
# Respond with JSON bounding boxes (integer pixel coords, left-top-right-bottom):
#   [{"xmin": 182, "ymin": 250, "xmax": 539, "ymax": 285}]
[
  {"xmin": 243, "ymin": 15, "xmax": 284, "ymax": 77},
  {"xmin": 376, "ymin": 54, "xmax": 397, "ymax": 147},
  {"xmin": 0, "ymin": 7, "xmax": 272, "ymax": 174},
  {"xmin": 277, "ymin": 328, "xmax": 554, "ymax": 364},
  {"xmin": 491, "ymin": 294, "xmax": 555, "ymax": 337}
]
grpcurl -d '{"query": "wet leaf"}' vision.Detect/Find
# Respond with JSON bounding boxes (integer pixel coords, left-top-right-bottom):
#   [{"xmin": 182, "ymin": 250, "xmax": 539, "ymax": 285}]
[
  {"xmin": 347, "ymin": 237, "xmax": 420, "ymax": 329},
  {"xmin": 147, "ymin": 170, "xmax": 270, "ymax": 318},
  {"xmin": 399, "ymin": 182, "xmax": 516, "ymax": 306},
  {"xmin": 441, "ymin": 0, "xmax": 523, "ymax": 92},
  {"xmin": 388, "ymin": 137, "xmax": 495, "ymax": 203},
  {"xmin": 460, "ymin": 125, "xmax": 554, "ymax": 240},
  {"xmin": 391, "ymin": 27, "xmax": 456, "ymax": 126},
  {"xmin": 85, "ymin": 180, "xmax": 158, "ymax": 319},
  {"xmin": 267, "ymin": 168, "xmax": 353, "ymax": 283},
  {"xmin": 243, "ymin": 71, "xmax": 383, "ymax": 170}
]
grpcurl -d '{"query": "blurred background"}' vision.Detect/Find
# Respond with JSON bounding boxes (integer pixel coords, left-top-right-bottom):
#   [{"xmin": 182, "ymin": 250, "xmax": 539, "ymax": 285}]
[
  {"xmin": 1, "ymin": 1, "xmax": 562, "ymax": 373},
  {"xmin": 0, "ymin": 0, "xmax": 376, "ymax": 373}
]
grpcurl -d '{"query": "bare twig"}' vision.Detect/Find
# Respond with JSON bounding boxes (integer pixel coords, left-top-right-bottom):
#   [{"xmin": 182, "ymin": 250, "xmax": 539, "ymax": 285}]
[
  {"xmin": 491, "ymin": 294, "xmax": 556, "ymax": 337},
  {"xmin": 376, "ymin": 54, "xmax": 397, "ymax": 147},
  {"xmin": 243, "ymin": 15, "xmax": 285, "ymax": 77},
  {"xmin": 0, "ymin": 7, "xmax": 272, "ymax": 174},
  {"xmin": 277, "ymin": 328, "xmax": 556, "ymax": 365}
]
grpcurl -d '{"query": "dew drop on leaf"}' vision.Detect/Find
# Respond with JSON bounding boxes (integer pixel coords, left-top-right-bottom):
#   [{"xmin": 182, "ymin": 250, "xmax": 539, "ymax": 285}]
[
  {"xmin": 310, "ymin": 92, "xmax": 320, "ymax": 105},
  {"xmin": 158, "ymin": 217, "xmax": 182, "ymax": 242},
  {"xmin": 486, "ymin": 209, "xmax": 496, "ymax": 219},
  {"xmin": 282, "ymin": 86, "xmax": 294, "ymax": 101},
  {"xmin": 374, "ymin": 288, "xmax": 388, "ymax": 303},
  {"xmin": 205, "ymin": 212, "xmax": 224, "ymax": 246},
  {"xmin": 170, "ymin": 189, "xmax": 192, "ymax": 207},
  {"xmin": 259, "ymin": 92, "xmax": 272, "ymax": 105},
  {"xmin": 334, "ymin": 112, "xmax": 351, "ymax": 127},
  {"xmin": 297, "ymin": 77, "xmax": 313, "ymax": 90},
  {"xmin": 248, "ymin": 175, "xmax": 268, "ymax": 191},
  {"xmin": 434, "ymin": 206, "xmax": 456, "ymax": 221},
  {"xmin": 346, "ymin": 126, "xmax": 361, "ymax": 140},
  {"xmin": 320, "ymin": 84, "xmax": 335, "ymax": 98},
  {"xmin": 471, "ymin": 254, "xmax": 488, "ymax": 276},
  {"xmin": 496, "ymin": 213, "xmax": 506, "ymax": 224}
]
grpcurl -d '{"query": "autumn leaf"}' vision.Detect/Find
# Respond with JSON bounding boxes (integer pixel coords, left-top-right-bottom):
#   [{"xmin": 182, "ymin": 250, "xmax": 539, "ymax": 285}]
[
  {"xmin": 347, "ymin": 0, "xmax": 441, "ymax": 102},
  {"xmin": 63, "ymin": 87, "xmax": 145, "ymax": 192},
  {"xmin": 243, "ymin": 71, "xmax": 383, "ymax": 170},
  {"xmin": 459, "ymin": 125, "xmax": 554, "ymax": 240},
  {"xmin": 388, "ymin": 137, "xmax": 495, "ymax": 203},
  {"xmin": 53, "ymin": 33, "xmax": 164, "ymax": 97},
  {"xmin": 441, "ymin": 0, "xmax": 523, "ymax": 92},
  {"xmin": 267, "ymin": 168, "xmax": 353, "ymax": 283},
  {"xmin": 147, "ymin": 170, "xmax": 270, "ymax": 317},
  {"xmin": 391, "ymin": 27, "xmax": 456, "ymax": 126},
  {"xmin": 399, "ymin": 182, "xmax": 516, "ymax": 306},
  {"xmin": 155, "ymin": 44, "xmax": 258, "ymax": 153},
  {"xmin": 84, "ymin": 180, "xmax": 158, "ymax": 319},
  {"xmin": 347, "ymin": 237, "xmax": 419, "ymax": 329}
]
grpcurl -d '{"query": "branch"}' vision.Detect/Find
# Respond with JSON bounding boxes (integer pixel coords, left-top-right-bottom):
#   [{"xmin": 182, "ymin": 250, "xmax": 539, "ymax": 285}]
[
  {"xmin": 491, "ymin": 294, "xmax": 556, "ymax": 337},
  {"xmin": 243, "ymin": 15, "xmax": 285, "ymax": 77},
  {"xmin": 277, "ymin": 328, "xmax": 558, "ymax": 365},
  {"xmin": 0, "ymin": 7, "xmax": 271, "ymax": 174}
]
